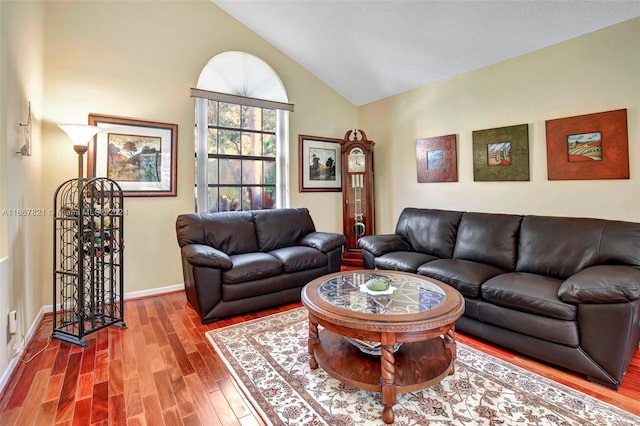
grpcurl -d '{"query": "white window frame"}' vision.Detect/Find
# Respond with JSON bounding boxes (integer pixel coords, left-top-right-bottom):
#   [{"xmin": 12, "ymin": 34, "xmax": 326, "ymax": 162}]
[
  {"xmin": 191, "ymin": 51, "xmax": 293, "ymax": 213},
  {"xmin": 193, "ymin": 92, "xmax": 291, "ymax": 212}
]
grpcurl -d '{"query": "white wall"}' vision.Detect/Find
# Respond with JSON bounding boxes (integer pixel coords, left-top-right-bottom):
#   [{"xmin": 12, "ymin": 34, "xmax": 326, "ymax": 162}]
[
  {"xmin": 0, "ymin": 0, "xmax": 44, "ymax": 379},
  {"xmin": 359, "ymin": 18, "xmax": 640, "ymax": 233},
  {"xmin": 41, "ymin": 0, "xmax": 356, "ymax": 303}
]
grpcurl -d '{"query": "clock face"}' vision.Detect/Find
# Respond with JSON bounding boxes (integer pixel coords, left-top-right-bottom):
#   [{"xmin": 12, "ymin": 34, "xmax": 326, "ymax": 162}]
[{"xmin": 348, "ymin": 148, "xmax": 366, "ymax": 172}]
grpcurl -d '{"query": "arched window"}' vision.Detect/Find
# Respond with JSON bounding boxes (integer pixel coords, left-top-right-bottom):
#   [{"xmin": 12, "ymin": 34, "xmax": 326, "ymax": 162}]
[{"xmin": 192, "ymin": 52, "xmax": 293, "ymax": 212}]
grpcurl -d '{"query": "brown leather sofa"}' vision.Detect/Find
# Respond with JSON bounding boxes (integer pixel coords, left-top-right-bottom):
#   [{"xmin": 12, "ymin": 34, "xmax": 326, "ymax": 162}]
[
  {"xmin": 358, "ymin": 208, "xmax": 640, "ymax": 389},
  {"xmin": 176, "ymin": 208, "xmax": 346, "ymax": 323}
]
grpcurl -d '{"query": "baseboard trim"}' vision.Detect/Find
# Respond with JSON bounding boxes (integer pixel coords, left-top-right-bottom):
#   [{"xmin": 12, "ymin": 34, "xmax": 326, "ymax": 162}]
[
  {"xmin": 0, "ymin": 283, "xmax": 185, "ymax": 395},
  {"xmin": 124, "ymin": 283, "xmax": 184, "ymax": 300}
]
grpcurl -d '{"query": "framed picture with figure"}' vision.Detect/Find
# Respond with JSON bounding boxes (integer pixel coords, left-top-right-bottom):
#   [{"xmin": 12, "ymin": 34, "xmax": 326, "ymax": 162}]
[
  {"xmin": 298, "ymin": 134, "xmax": 343, "ymax": 192},
  {"xmin": 472, "ymin": 124, "xmax": 529, "ymax": 181}
]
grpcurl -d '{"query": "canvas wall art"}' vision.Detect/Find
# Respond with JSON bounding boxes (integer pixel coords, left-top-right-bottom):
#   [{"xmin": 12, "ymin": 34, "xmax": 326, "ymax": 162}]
[
  {"xmin": 416, "ymin": 134, "xmax": 458, "ymax": 183},
  {"xmin": 546, "ymin": 109, "xmax": 628, "ymax": 180},
  {"xmin": 472, "ymin": 124, "xmax": 529, "ymax": 181}
]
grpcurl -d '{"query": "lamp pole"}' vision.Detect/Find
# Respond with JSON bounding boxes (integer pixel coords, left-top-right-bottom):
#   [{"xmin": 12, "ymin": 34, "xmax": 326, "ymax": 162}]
[{"xmin": 73, "ymin": 144, "xmax": 88, "ymax": 178}]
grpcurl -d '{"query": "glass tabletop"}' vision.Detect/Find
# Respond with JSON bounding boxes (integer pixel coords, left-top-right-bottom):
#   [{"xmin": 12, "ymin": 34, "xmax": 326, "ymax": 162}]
[{"xmin": 317, "ymin": 271, "xmax": 447, "ymax": 315}]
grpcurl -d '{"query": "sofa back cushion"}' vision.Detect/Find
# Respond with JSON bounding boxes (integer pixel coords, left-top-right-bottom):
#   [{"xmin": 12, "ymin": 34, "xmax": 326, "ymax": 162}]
[
  {"xmin": 395, "ymin": 208, "xmax": 463, "ymax": 259},
  {"xmin": 253, "ymin": 208, "xmax": 316, "ymax": 252},
  {"xmin": 516, "ymin": 216, "xmax": 609, "ymax": 279},
  {"xmin": 176, "ymin": 211, "xmax": 258, "ymax": 255},
  {"xmin": 453, "ymin": 212, "xmax": 522, "ymax": 271},
  {"xmin": 599, "ymin": 220, "xmax": 640, "ymax": 267},
  {"xmin": 176, "ymin": 214, "xmax": 200, "ymax": 247}
]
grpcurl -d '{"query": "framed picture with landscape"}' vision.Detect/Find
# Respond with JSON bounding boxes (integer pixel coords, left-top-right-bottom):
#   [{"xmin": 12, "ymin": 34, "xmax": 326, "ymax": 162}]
[
  {"xmin": 88, "ymin": 114, "xmax": 178, "ymax": 196},
  {"xmin": 545, "ymin": 109, "xmax": 629, "ymax": 180},
  {"xmin": 298, "ymin": 134, "xmax": 343, "ymax": 192},
  {"xmin": 416, "ymin": 134, "xmax": 458, "ymax": 183},
  {"xmin": 472, "ymin": 123, "xmax": 529, "ymax": 181}
]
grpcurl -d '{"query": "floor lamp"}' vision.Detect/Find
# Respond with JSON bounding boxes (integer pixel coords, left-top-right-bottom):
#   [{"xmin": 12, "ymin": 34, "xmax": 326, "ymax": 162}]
[
  {"xmin": 58, "ymin": 124, "xmax": 101, "ymax": 178},
  {"xmin": 53, "ymin": 123, "xmax": 126, "ymax": 347}
]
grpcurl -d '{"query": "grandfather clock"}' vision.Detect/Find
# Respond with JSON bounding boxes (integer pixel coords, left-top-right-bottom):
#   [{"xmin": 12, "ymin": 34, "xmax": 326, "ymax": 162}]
[{"xmin": 341, "ymin": 129, "xmax": 375, "ymax": 266}]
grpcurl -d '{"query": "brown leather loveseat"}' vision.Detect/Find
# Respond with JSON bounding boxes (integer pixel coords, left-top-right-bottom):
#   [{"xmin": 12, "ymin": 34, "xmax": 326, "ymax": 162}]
[
  {"xmin": 358, "ymin": 208, "xmax": 640, "ymax": 389},
  {"xmin": 176, "ymin": 208, "xmax": 346, "ymax": 323}
]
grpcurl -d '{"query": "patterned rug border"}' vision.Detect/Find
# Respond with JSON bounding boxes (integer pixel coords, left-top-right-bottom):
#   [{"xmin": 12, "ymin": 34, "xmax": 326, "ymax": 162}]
[
  {"xmin": 206, "ymin": 328, "xmax": 273, "ymax": 424},
  {"xmin": 206, "ymin": 307, "xmax": 639, "ymax": 426}
]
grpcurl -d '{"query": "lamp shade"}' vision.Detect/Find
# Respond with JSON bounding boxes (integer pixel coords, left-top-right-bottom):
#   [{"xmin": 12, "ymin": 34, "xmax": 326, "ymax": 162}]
[{"xmin": 58, "ymin": 124, "xmax": 101, "ymax": 146}]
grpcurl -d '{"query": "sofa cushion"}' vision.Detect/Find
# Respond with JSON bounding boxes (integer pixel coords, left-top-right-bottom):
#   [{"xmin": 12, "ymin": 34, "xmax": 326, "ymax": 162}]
[
  {"xmin": 599, "ymin": 220, "xmax": 640, "ymax": 267},
  {"xmin": 418, "ymin": 259, "xmax": 504, "ymax": 298},
  {"xmin": 558, "ymin": 265, "xmax": 640, "ymax": 304},
  {"xmin": 477, "ymin": 302, "xmax": 580, "ymax": 346},
  {"xmin": 222, "ymin": 275, "xmax": 295, "ymax": 302},
  {"xmin": 358, "ymin": 234, "xmax": 410, "ymax": 256},
  {"xmin": 394, "ymin": 208, "xmax": 463, "ymax": 259},
  {"xmin": 453, "ymin": 212, "xmax": 521, "ymax": 271},
  {"xmin": 176, "ymin": 211, "xmax": 258, "ymax": 255},
  {"xmin": 223, "ymin": 253, "xmax": 282, "ymax": 284},
  {"xmin": 516, "ymin": 216, "xmax": 603, "ymax": 279},
  {"xmin": 299, "ymin": 232, "xmax": 347, "ymax": 253},
  {"xmin": 270, "ymin": 246, "xmax": 327, "ymax": 273},
  {"xmin": 181, "ymin": 244, "xmax": 232, "ymax": 269},
  {"xmin": 375, "ymin": 251, "xmax": 438, "ymax": 272},
  {"xmin": 253, "ymin": 208, "xmax": 316, "ymax": 252},
  {"xmin": 482, "ymin": 272, "xmax": 577, "ymax": 321},
  {"xmin": 176, "ymin": 214, "xmax": 203, "ymax": 247}
]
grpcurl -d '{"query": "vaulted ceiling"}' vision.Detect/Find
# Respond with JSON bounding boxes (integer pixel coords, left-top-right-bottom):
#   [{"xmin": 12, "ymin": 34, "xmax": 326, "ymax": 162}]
[{"xmin": 214, "ymin": 0, "xmax": 640, "ymax": 106}]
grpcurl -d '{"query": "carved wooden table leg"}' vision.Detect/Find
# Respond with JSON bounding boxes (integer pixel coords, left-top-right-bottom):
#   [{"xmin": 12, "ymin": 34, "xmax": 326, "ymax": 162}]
[
  {"xmin": 380, "ymin": 335, "xmax": 397, "ymax": 424},
  {"xmin": 444, "ymin": 327, "xmax": 457, "ymax": 375},
  {"xmin": 308, "ymin": 316, "xmax": 319, "ymax": 370}
]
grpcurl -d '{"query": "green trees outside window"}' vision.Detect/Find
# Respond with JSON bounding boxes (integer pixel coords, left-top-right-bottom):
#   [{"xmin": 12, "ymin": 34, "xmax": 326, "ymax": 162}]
[{"xmin": 199, "ymin": 101, "xmax": 277, "ymax": 212}]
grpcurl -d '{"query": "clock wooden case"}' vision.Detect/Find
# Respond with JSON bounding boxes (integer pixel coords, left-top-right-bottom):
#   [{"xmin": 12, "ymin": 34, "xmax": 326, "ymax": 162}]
[{"xmin": 340, "ymin": 129, "xmax": 375, "ymax": 258}]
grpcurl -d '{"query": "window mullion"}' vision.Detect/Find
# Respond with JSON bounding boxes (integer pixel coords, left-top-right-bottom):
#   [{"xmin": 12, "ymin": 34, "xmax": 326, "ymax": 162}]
[
  {"xmin": 195, "ymin": 98, "xmax": 209, "ymax": 212},
  {"xmin": 276, "ymin": 110, "xmax": 289, "ymax": 208}
]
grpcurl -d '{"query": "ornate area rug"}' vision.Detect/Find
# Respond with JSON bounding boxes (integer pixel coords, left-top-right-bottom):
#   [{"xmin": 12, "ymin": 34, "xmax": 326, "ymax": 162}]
[{"xmin": 206, "ymin": 308, "xmax": 638, "ymax": 425}]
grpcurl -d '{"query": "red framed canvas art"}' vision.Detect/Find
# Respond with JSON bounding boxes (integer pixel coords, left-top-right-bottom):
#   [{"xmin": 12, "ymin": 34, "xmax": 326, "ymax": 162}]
[
  {"xmin": 416, "ymin": 134, "xmax": 457, "ymax": 183},
  {"xmin": 546, "ymin": 109, "xmax": 628, "ymax": 180}
]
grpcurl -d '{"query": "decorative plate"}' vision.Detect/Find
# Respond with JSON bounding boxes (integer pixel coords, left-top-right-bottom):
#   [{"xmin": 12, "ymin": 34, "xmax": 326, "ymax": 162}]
[{"xmin": 359, "ymin": 284, "xmax": 396, "ymax": 295}]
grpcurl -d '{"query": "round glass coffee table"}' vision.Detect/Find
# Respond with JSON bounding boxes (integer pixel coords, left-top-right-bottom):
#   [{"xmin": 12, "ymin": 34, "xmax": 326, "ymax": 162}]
[{"xmin": 301, "ymin": 270, "xmax": 465, "ymax": 424}]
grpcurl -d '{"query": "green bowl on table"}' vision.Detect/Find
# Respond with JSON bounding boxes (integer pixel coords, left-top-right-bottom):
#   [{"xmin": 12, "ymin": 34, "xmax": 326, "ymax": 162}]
[{"xmin": 365, "ymin": 278, "xmax": 390, "ymax": 292}]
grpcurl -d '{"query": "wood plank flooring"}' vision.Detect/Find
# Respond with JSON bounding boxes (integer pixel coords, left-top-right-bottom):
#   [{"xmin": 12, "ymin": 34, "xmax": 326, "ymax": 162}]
[{"xmin": 1, "ymin": 290, "xmax": 638, "ymax": 425}]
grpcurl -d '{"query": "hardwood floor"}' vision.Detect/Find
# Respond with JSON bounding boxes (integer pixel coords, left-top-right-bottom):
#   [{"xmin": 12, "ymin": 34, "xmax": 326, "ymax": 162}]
[{"xmin": 1, "ymin": 291, "xmax": 638, "ymax": 425}]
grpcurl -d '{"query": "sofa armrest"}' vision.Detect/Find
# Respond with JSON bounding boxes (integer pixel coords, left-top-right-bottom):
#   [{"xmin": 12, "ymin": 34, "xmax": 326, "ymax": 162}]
[
  {"xmin": 181, "ymin": 244, "xmax": 233, "ymax": 269},
  {"xmin": 358, "ymin": 234, "xmax": 410, "ymax": 257},
  {"xmin": 299, "ymin": 232, "xmax": 346, "ymax": 253},
  {"xmin": 558, "ymin": 265, "xmax": 640, "ymax": 304}
]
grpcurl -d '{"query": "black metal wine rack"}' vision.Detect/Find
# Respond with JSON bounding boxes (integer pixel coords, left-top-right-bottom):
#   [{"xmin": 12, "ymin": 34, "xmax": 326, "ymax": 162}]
[{"xmin": 53, "ymin": 177, "xmax": 126, "ymax": 346}]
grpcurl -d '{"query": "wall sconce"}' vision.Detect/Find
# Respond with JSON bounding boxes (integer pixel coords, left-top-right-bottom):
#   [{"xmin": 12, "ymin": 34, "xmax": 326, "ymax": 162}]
[
  {"xmin": 58, "ymin": 124, "xmax": 101, "ymax": 178},
  {"xmin": 17, "ymin": 101, "xmax": 32, "ymax": 156}
]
